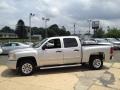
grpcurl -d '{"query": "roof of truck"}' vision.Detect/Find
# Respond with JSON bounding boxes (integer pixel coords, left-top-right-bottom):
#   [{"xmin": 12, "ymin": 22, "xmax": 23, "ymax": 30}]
[{"xmin": 47, "ymin": 36, "xmax": 79, "ymax": 39}]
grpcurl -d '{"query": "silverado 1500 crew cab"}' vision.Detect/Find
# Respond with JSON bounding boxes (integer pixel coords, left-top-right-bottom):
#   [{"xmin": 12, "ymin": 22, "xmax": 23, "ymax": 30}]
[{"xmin": 7, "ymin": 36, "xmax": 113, "ymax": 75}]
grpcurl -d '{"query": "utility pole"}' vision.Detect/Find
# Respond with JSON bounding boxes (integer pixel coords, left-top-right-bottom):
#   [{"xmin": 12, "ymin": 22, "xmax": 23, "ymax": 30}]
[
  {"xmin": 79, "ymin": 30, "xmax": 80, "ymax": 38},
  {"xmin": 88, "ymin": 19, "xmax": 92, "ymax": 38},
  {"xmin": 42, "ymin": 17, "xmax": 50, "ymax": 38},
  {"xmin": 29, "ymin": 13, "xmax": 35, "ymax": 42},
  {"xmin": 73, "ymin": 23, "xmax": 76, "ymax": 35}
]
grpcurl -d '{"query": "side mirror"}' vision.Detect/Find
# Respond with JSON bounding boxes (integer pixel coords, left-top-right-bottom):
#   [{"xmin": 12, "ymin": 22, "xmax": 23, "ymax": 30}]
[
  {"xmin": 42, "ymin": 43, "xmax": 54, "ymax": 50},
  {"xmin": 42, "ymin": 45, "xmax": 46, "ymax": 50},
  {"xmin": 46, "ymin": 43, "xmax": 54, "ymax": 48}
]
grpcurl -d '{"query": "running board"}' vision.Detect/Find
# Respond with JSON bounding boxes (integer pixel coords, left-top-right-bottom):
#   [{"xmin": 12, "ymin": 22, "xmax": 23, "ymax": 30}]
[{"xmin": 40, "ymin": 64, "xmax": 82, "ymax": 69}]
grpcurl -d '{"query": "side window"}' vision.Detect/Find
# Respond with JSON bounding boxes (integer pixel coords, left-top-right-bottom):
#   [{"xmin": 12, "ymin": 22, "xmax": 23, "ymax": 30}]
[
  {"xmin": 12, "ymin": 44, "xmax": 16, "ymax": 47},
  {"xmin": 63, "ymin": 38, "xmax": 78, "ymax": 48},
  {"xmin": 3, "ymin": 43, "xmax": 11, "ymax": 47},
  {"xmin": 12, "ymin": 43, "xmax": 19, "ymax": 46},
  {"xmin": 44, "ymin": 39, "xmax": 61, "ymax": 49},
  {"xmin": 14, "ymin": 43, "xmax": 19, "ymax": 46}
]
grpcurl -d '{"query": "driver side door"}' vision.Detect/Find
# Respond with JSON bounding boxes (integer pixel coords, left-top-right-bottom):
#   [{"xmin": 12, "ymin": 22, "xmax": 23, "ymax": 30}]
[{"xmin": 40, "ymin": 38, "xmax": 64, "ymax": 66}]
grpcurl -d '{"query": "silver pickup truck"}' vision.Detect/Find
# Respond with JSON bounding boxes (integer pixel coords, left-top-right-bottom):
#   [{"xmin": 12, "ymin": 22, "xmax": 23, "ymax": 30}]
[{"xmin": 7, "ymin": 36, "xmax": 113, "ymax": 75}]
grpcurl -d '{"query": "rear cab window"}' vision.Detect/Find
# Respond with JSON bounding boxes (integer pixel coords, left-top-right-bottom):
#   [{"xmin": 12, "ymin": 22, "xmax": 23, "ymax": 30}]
[{"xmin": 63, "ymin": 38, "xmax": 78, "ymax": 48}]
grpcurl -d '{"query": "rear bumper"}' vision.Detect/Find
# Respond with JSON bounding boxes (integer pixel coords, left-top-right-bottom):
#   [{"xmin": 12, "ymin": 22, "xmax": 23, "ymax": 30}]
[{"xmin": 7, "ymin": 60, "xmax": 17, "ymax": 69}]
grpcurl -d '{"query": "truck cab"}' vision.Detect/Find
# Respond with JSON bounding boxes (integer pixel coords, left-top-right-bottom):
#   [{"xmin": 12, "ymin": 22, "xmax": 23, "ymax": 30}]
[{"xmin": 37, "ymin": 36, "xmax": 82, "ymax": 66}]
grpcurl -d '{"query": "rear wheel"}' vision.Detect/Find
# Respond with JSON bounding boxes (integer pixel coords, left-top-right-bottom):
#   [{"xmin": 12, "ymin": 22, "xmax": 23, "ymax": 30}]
[
  {"xmin": 18, "ymin": 60, "xmax": 35, "ymax": 76},
  {"xmin": 89, "ymin": 57, "xmax": 103, "ymax": 69},
  {"xmin": 81, "ymin": 63, "xmax": 87, "ymax": 66}
]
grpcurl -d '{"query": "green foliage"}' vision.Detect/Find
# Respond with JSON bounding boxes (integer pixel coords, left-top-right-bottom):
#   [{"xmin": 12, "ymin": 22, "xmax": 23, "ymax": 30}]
[
  {"xmin": 105, "ymin": 28, "xmax": 120, "ymax": 38},
  {"xmin": 31, "ymin": 24, "xmax": 71, "ymax": 39},
  {"xmin": 0, "ymin": 26, "xmax": 14, "ymax": 33},
  {"xmin": 31, "ymin": 27, "xmax": 46, "ymax": 38},
  {"xmin": 15, "ymin": 19, "xmax": 27, "ymax": 38},
  {"xmin": 1, "ymin": 20, "xmax": 70, "ymax": 39},
  {"xmin": 93, "ymin": 28, "xmax": 105, "ymax": 38},
  {"xmin": 48, "ymin": 24, "xmax": 70, "ymax": 37}
]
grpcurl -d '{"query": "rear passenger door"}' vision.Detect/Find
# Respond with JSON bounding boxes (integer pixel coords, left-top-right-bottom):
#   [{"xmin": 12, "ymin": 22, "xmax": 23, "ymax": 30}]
[{"xmin": 63, "ymin": 38, "xmax": 81, "ymax": 64}]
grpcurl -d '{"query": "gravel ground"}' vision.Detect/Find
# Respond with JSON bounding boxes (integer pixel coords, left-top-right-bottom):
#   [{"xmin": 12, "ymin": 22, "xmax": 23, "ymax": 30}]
[
  {"xmin": 0, "ymin": 55, "xmax": 8, "ymax": 65},
  {"xmin": 0, "ymin": 51, "xmax": 119, "ymax": 90},
  {"xmin": 112, "ymin": 50, "xmax": 120, "ymax": 62}
]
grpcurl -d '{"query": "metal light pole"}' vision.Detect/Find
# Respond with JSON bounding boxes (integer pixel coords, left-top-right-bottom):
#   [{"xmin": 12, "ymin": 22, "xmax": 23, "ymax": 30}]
[
  {"xmin": 29, "ymin": 13, "xmax": 35, "ymax": 42},
  {"xmin": 42, "ymin": 17, "xmax": 50, "ymax": 38},
  {"xmin": 88, "ymin": 19, "xmax": 92, "ymax": 38},
  {"xmin": 73, "ymin": 23, "xmax": 76, "ymax": 35}
]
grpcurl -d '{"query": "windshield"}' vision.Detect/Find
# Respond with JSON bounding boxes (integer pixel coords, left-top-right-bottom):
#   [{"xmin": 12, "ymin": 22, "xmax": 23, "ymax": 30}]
[{"xmin": 33, "ymin": 38, "xmax": 48, "ymax": 48}]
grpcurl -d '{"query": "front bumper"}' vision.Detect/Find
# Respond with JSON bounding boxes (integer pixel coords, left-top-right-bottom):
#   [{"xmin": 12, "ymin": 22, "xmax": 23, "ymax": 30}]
[{"xmin": 7, "ymin": 60, "xmax": 17, "ymax": 69}]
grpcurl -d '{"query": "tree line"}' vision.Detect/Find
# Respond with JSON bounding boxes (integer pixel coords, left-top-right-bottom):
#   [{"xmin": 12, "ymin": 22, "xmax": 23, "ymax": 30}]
[
  {"xmin": 0, "ymin": 19, "xmax": 120, "ymax": 38},
  {"xmin": 0, "ymin": 19, "xmax": 70, "ymax": 39},
  {"xmin": 93, "ymin": 27, "xmax": 120, "ymax": 38}
]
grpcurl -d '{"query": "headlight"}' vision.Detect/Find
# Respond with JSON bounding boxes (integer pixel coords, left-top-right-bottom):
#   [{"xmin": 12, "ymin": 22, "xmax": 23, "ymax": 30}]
[{"xmin": 9, "ymin": 53, "xmax": 16, "ymax": 60}]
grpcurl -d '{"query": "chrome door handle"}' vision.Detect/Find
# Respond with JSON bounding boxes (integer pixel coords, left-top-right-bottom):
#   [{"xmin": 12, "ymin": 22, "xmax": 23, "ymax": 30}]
[
  {"xmin": 74, "ymin": 49, "xmax": 79, "ymax": 51},
  {"xmin": 56, "ymin": 51, "xmax": 62, "ymax": 52}
]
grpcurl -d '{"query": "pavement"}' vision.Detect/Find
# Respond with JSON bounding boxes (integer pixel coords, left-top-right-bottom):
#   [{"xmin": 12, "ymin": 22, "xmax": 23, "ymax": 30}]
[{"xmin": 0, "ymin": 62, "xmax": 120, "ymax": 90}]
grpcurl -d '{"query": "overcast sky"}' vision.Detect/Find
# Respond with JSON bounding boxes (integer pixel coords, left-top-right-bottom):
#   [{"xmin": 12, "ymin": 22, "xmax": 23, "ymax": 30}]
[{"xmin": 0, "ymin": 0, "xmax": 120, "ymax": 34}]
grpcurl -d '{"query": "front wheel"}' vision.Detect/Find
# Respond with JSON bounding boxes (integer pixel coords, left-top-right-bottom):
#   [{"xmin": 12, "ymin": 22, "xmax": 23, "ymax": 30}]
[
  {"xmin": 18, "ymin": 60, "xmax": 35, "ymax": 76},
  {"xmin": 89, "ymin": 57, "xmax": 103, "ymax": 70}
]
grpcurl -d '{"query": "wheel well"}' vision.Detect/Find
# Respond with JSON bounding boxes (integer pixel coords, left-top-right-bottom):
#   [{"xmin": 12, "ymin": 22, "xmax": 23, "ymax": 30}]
[
  {"xmin": 16, "ymin": 56, "xmax": 37, "ymax": 68},
  {"xmin": 89, "ymin": 52, "xmax": 105, "ymax": 61}
]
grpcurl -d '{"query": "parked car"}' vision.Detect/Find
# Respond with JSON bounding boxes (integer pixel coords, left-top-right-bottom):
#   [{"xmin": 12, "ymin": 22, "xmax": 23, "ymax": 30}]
[
  {"xmin": 82, "ymin": 39, "xmax": 97, "ymax": 45},
  {"xmin": 116, "ymin": 38, "xmax": 120, "ymax": 41},
  {"xmin": 1, "ymin": 42, "xmax": 30, "ymax": 54},
  {"xmin": 94, "ymin": 38, "xmax": 112, "ymax": 45},
  {"xmin": 0, "ymin": 46, "xmax": 3, "ymax": 54},
  {"xmin": 7, "ymin": 36, "xmax": 113, "ymax": 75},
  {"xmin": 24, "ymin": 42, "xmax": 33, "ymax": 47},
  {"xmin": 105, "ymin": 38, "xmax": 120, "ymax": 50}
]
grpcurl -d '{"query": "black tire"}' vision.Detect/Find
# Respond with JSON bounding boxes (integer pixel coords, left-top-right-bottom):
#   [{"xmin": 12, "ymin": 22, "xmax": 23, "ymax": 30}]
[
  {"xmin": 81, "ymin": 63, "xmax": 87, "ymax": 66},
  {"xmin": 89, "ymin": 56, "xmax": 103, "ymax": 70},
  {"xmin": 18, "ymin": 60, "xmax": 35, "ymax": 76}
]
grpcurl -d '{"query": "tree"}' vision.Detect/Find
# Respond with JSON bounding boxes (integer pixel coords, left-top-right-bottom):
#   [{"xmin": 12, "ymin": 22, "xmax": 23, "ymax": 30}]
[
  {"xmin": 105, "ymin": 28, "xmax": 120, "ymax": 38},
  {"xmin": 15, "ymin": 19, "xmax": 27, "ymax": 38},
  {"xmin": 48, "ymin": 24, "xmax": 71, "ymax": 37},
  {"xmin": 0, "ymin": 26, "xmax": 14, "ymax": 33},
  {"xmin": 19, "ymin": 24, "xmax": 71, "ymax": 39},
  {"xmin": 93, "ymin": 28, "xmax": 105, "ymax": 38},
  {"xmin": 31, "ymin": 27, "xmax": 40, "ymax": 35},
  {"xmin": 48, "ymin": 24, "xmax": 59, "ymax": 36}
]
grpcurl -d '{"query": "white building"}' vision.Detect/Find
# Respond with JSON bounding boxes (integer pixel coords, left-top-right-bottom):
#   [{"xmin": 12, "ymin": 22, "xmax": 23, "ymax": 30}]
[{"xmin": 0, "ymin": 33, "xmax": 18, "ymax": 38}]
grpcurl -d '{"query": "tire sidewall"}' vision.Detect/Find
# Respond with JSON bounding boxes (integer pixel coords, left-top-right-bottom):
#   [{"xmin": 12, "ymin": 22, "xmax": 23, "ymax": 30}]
[
  {"xmin": 89, "ymin": 57, "xmax": 103, "ymax": 69},
  {"xmin": 18, "ymin": 60, "xmax": 35, "ymax": 76}
]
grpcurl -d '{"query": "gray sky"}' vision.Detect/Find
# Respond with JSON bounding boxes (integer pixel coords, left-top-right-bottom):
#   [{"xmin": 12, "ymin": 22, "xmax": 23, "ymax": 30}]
[{"xmin": 0, "ymin": 0, "xmax": 120, "ymax": 34}]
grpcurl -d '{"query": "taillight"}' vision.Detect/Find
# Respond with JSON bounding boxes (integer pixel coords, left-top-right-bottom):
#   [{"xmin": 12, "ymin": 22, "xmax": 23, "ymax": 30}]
[
  {"xmin": 110, "ymin": 47, "xmax": 113, "ymax": 60},
  {"xmin": 110, "ymin": 47, "xmax": 113, "ymax": 54}
]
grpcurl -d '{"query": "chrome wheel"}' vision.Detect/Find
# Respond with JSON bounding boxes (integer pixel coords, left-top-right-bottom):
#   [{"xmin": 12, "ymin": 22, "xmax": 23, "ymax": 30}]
[
  {"xmin": 22, "ymin": 63, "xmax": 33, "ymax": 74},
  {"xmin": 93, "ymin": 59, "xmax": 101, "ymax": 69}
]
